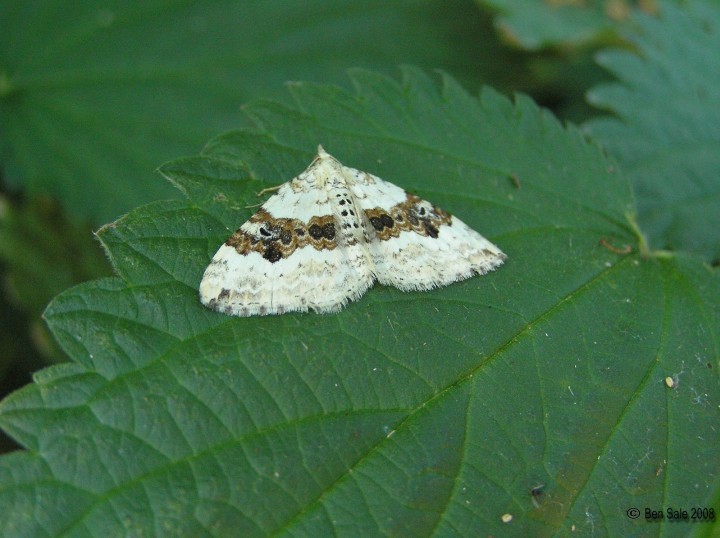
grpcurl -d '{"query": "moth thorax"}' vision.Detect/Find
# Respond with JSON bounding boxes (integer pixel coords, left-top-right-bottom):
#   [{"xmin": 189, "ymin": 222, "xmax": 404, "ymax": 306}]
[{"xmin": 331, "ymin": 187, "xmax": 365, "ymax": 241}]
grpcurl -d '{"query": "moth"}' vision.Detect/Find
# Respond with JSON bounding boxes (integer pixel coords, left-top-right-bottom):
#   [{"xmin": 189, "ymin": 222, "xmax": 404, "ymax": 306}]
[{"xmin": 200, "ymin": 146, "xmax": 505, "ymax": 316}]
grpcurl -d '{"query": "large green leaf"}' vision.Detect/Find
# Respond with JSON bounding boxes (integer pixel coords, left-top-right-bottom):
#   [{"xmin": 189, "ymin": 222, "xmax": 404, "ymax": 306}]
[
  {"xmin": 0, "ymin": 0, "xmax": 519, "ymax": 223},
  {"xmin": 1, "ymin": 69, "xmax": 718, "ymax": 536},
  {"xmin": 585, "ymin": 0, "xmax": 720, "ymax": 263}
]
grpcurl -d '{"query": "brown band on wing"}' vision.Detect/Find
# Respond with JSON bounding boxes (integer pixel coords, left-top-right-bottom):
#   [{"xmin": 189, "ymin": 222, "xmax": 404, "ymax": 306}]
[
  {"xmin": 225, "ymin": 194, "xmax": 452, "ymax": 264},
  {"xmin": 364, "ymin": 194, "xmax": 453, "ymax": 241},
  {"xmin": 226, "ymin": 209, "xmax": 336, "ymax": 263}
]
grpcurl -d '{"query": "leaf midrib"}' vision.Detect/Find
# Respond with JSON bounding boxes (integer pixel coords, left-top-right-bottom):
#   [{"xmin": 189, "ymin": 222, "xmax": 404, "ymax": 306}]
[{"xmin": 274, "ymin": 256, "xmax": 637, "ymax": 535}]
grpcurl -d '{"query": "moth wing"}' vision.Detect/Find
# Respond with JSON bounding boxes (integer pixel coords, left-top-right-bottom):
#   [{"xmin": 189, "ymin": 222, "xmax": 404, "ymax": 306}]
[
  {"xmin": 200, "ymin": 174, "xmax": 374, "ymax": 316},
  {"xmin": 347, "ymin": 169, "xmax": 506, "ymax": 291}
]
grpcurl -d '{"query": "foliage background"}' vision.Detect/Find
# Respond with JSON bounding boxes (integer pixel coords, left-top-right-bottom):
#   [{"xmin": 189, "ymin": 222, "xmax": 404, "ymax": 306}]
[{"xmin": 0, "ymin": 0, "xmax": 718, "ymax": 536}]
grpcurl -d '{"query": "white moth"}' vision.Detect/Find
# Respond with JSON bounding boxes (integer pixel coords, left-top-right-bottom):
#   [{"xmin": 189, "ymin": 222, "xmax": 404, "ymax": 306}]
[{"xmin": 200, "ymin": 146, "xmax": 506, "ymax": 316}]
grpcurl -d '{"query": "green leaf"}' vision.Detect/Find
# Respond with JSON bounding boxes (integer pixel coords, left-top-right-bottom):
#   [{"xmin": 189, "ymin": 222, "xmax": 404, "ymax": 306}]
[
  {"xmin": 477, "ymin": 0, "xmax": 653, "ymax": 50},
  {"xmin": 1, "ymin": 69, "xmax": 719, "ymax": 536},
  {"xmin": 0, "ymin": 195, "xmax": 112, "ymax": 317},
  {"xmin": 472, "ymin": 1, "xmax": 628, "ymax": 124},
  {"xmin": 0, "ymin": 194, "xmax": 113, "ymax": 365},
  {"xmin": 0, "ymin": 0, "xmax": 516, "ymax": 223},
  {"xmin": 585, "ymin": 0, "xmax": 720, "ymax": 263}
]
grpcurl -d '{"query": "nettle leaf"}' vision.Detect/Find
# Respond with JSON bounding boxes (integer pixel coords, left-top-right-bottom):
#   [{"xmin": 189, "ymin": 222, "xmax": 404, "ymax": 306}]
[
  {"xmin": 0, "ymin": 194, "xmax": 112, "ymax": 334},
  {"xmin": 585, "ymin": 0, "xmax": 720, "ymax": 263},
  {"xmin": 0, "ymin": 0, "xmax": 502, "ymax": 223},
  {"xmin": 0, "ymin": 196, "xmax": 113, "ymax": 374},
  {"xmin": 477, "ymin": 0, "xmax": 656, "ymax": 50},
  {"xmin": 1, "ymin": 68, "xmax": 718, "ymax": 536}
]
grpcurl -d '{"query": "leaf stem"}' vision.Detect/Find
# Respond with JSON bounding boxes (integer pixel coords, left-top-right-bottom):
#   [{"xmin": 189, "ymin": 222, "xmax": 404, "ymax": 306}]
[{"xmin": 625, "ymin": 211, "xmax": 651, "ymax": 258}]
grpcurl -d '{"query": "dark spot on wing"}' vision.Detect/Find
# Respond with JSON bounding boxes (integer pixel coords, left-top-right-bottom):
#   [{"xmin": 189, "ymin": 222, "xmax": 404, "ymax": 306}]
[
  {"xmin": 263, "ymin": 244, "xmax": 282, "ymax": 263},
  {"xmin": 322, "ymin": 222, "xmax": 336, "ymax": 240},
  {"xmin": 423, "ymin": 221, "xmax": 439, "ymax": 238},
  {"xmin": 309, "ymin": 224, "xmax": 323, "ymax": 240},
  {"xmin": 280, "ymin": 230, "xmax": 293, "ymax": 245}
]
